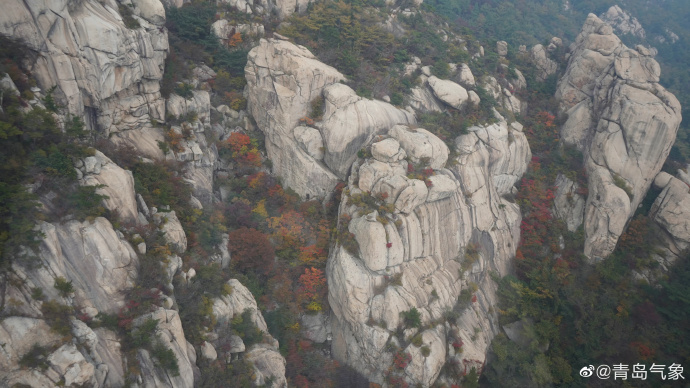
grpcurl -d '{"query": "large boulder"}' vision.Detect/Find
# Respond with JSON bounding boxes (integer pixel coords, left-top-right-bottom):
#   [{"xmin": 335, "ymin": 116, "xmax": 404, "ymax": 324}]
[
  {"xmin": 554, "ymin": 14, "xmax": 682, "ymax": 260},
  {"xmin": 427, "ymin": 76, "xmax": 469, "ymax": 110}
]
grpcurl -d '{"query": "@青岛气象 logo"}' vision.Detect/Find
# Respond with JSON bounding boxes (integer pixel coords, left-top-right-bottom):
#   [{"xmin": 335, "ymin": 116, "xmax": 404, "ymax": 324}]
[{"xmin": 579, "ymin": 363, "xmax": 685, "ymax": 380}]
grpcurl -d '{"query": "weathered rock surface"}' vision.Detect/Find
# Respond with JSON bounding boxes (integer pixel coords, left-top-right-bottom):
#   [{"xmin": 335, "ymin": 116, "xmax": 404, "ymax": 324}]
[
  {"xmin": 246, "ymin": 38, "xmax": 413, "ymax": 198},
  {"xmin": 153, "ymin": 210, "xmax": 188, "ymax": 253},
  {"xmin": 555, "ymin": 14, "xmax": 682, "ymax": 259},
  {"xmin": 211, "ymin": 279, "xmax": 288, "ymax": 387},
  {"xmin": 319, "ymin": 83, "xmax": 415, "ymax": 178},
  {"xmin": 553, "ymin": 174, "xmax": 586, "ymax": 232},
  {"xmin": 529, "ymin": 44, "xmax": 558, "ymax": 81},
  {"xmin": 483, "ymin": 76, "xmax": 523, "ymax": 115},
  {"xmin": 80, "ymin": 151, "xmax": 139, "ymax": 223},
  {"xmin": 14, "ymin": 218, "xmax": 138, "ymax": 314},
  {"xmin": 0, "ymin": 0, "xmax": 168, "ymax": 134},
  {"xmin": 427, "ymin": 76, "xmax": 469, "ymax": 110},
  {"xmin": 328, "ymin": 116, "xmax": 530, "ymax": 385},
  {"xmin": 134, "ymin": 308, "xmax": 195, "ymax": 388},
  {"xmin": 650, "ymin": 173, "xmax": 690, "ymax": 258},
  {"xmin": 600, "ymin": 5, "xmax": 645, "ymax": 39},
  {"xmin": 245, "ymin": 38, "xmax": 343, "ymax": 198}
]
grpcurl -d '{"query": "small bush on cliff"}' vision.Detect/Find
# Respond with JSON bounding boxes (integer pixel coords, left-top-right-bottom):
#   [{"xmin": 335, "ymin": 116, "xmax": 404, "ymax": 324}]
[
  {"xmin": 401, "ymin": 307, "xmax": 422, "ymax": 328},
  {"xmin": 53, "ymin": 276, "xmax": 74, "ymax": 297},
  {"xmin": 118, "ymin": 4, "xmax": 141, "ymax": 29}
]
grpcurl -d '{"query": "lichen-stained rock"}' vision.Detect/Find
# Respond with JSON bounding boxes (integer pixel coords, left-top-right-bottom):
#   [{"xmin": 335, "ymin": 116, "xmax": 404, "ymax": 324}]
[
  {"xmin": 47, "ymin": 343, "xmax": 96, "ymax": 387},
  {"xmin": 554, "ymin": 14, "xmax": 682, "ymax": 260},
  {"xmin": 166, "ymin": 91, "xmax": 211, "ymax": 123},
  {"xmin": 599, "ymin": 5, "xmax": 646, "ymax": 39},
  {"xmin": 212, "ymin": 279, "xmax": 270, "ymax": 333},
  {"xmin": 245, "ymin": 38, "xmax": 343, "ymax": 198},
  {"xmin": 349, "ymin": 212, "xmax": 389, "ymax": 272},
  {"xmin": 650, "ymin": 173, "xmax": 690, "ymax": 257},
  {"xmin": 293, "ymin": 126, "xmax": 325, "ymax": 161},
  {"xmin": 13, "ymin": 218, "xmax": 138, "ymax": 314},
  {"xmin": 0, "ymin": 0, "xmax": 169, "ymax": 134},
  {"xmin": 553, "ymin": 174, "xmax": 586, "ymax": 232},
  {"xmin": 319, "ymin": 83, "xmax": 414, "ymax": 178},
  {"xmin": 456, "ymin": 63, "xmax": 476, "ymax": 88},
  {"xmin": 80, "ymin": 151, "xmax": 139, "ymax": 223},
  {"xmin": 245, "ymin": 345, "xmax": 288, "ymax": 387},
  {"xmin": 455, "ymin": 121, "xmax": 531, "ymax": 198},
  {"xmin": 328, "ymin": 118, "xmax": 531, "ymax": 385}
]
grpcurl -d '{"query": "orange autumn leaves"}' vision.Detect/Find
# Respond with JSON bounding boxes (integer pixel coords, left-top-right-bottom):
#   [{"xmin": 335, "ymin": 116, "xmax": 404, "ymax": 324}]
[{"xmin": 222, "ymin": 132, "xmax": 261, "ymax": 168}]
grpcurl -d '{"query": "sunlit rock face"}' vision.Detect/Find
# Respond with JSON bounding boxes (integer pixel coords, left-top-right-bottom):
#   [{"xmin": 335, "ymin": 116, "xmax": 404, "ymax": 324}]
[
  {"xmin": 554, "ymin": 14, "xmax": 682, "ymax": 260},
  {"xmin": 328, "ymin": 118, "xmax": 530, "ymax": 386}
]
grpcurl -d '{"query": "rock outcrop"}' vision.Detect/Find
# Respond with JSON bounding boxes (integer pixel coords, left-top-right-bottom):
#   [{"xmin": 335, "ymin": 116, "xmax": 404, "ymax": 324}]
[
  {"xmin": 328, "ymin": 118, "xmax": 530, "ymax": 385},
  {"xmin": 600, "ymin": 5, "xmax": 645, "ymax": 39},
  {"xmin": 0, "ymin": 0, "xmax": 168, "ymax": 135},
  {"xmin": 246, "ymin": 38, "xmax": 413, "ymax": 198},
  {"xmin": 9, "ymin": 218, "xmax": 138, "ymax": 315},
  {"xmin": 211, "ymin": 280, "xmax": 288, "ymax": 387},
  {"xmin": 650, "ymin": 172, "xmax": 690, "ymax": 259},
  {"xmin": 79, "ymin": 150, "xmax": 139, "ymax": 223},
  {"xmin": 529, "ymin": 44, "xmax": 558, "ymax": 81},
  {"xmin": 134, "ymin": 308, "xmax": 196, "ymax": 388},
  {"xmin": 554, "ymin": 14, "xmax": 682, "ymax": 260}
]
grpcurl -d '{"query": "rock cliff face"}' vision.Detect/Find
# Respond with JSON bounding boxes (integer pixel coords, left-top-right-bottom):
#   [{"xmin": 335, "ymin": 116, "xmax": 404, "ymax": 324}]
[
  {"xmin": 0, "ymin": 2, "xmax": 290, "ymax": 386},
  {"xmin": 246, "ymin": 38, "xmax": 414, "ymax": 198},
  {"xmin": 650, "ymin": 172, "xmax": 690, "ymax": 262},
  {"xmin": 0, "ymin": 0, "xmax": 168, "ymax": 135},
  {"xmin": 328, "ymin": 118, "xmax": 530, "ymax": 385},
  {"xmin": 555, "ymin": 14, "xmax": 682, "ymax": 259}
]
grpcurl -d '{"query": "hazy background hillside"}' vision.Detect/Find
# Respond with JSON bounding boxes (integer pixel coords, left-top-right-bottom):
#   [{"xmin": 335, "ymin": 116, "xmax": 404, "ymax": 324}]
[{"xmin": 424, "ymin": 0, "xmax": 690, "ymax": 161}]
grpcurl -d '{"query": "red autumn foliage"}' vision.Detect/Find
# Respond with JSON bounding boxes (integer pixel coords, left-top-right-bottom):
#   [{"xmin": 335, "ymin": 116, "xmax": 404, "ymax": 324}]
[
  {"xmin": 297, "ymin": 267, "xmax": 326, "ymax": 302},
  {"xmin": 227, "ymin": 227, "xmax": 275, "ymax": 275}
]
